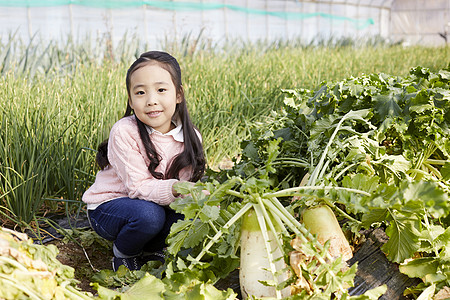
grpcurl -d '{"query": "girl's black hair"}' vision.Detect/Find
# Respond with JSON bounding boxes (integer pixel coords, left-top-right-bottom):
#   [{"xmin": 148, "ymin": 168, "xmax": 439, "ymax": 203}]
[{"xmin": 96, "ymin": 51, "xmax": 205, "ymax": 182}]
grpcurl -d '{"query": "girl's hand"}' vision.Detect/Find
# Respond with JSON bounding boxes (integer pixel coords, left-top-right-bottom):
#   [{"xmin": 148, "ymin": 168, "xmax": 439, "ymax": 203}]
[
  {"xmin": 172, "ymin": 181, "xmax": 194, "ymax": 197},
  {"xmin": 173, "ymin": 181, "xmax": 209, "ymax": 197},
  {"xmin": 172, "ymin": 185, "xmax": 181, "ymax": 197}
]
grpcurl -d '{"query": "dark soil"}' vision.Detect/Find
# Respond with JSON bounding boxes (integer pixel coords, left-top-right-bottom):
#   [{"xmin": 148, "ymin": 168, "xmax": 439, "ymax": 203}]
[
  {"xmin": 49, "ymin": 236, "xmax": 113, "ymax": 294},
  {"xmin": 35, "ymin": 212, "xmax": 114, "ymax": 294}
]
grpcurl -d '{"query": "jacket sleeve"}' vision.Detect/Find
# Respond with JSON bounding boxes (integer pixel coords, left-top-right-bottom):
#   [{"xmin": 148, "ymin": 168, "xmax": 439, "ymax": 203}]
[{"xmin": 107, "ymin": 122, "xmax": 178, "ymax": 206}]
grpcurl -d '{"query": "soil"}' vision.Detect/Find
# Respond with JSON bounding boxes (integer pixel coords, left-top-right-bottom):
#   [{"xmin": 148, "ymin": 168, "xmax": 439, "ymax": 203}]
[{"xmin": 48, "ymin": 236, "xmax": 113, "ymax": 294}]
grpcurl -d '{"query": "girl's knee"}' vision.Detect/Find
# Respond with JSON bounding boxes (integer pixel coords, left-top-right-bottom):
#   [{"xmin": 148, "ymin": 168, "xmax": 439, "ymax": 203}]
[{"xmin": 130, "ymin": 202, "xmax": 166, "ymax": 232}]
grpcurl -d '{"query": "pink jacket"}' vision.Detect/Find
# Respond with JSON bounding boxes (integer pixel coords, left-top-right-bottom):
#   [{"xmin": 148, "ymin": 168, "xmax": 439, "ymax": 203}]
[{"xmin": 82, "ymin": 115, "xmax": 192, "ymax": 210}]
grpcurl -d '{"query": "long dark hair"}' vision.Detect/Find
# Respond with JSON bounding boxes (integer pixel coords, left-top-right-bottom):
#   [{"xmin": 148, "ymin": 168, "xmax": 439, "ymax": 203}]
[{"xmin": 96, "ymin": 51, "xmax": 205, "ymax": 182}]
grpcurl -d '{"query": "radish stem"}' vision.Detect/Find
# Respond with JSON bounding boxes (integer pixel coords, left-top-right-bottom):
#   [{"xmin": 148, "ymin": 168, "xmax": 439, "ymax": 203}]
[
  {"xmin": 226, "ymin": 189, "xmax": 245, "ymax": 198},
  {"xmin": 256, "ymin": 197, "xmax": 285, "ymax": 252},
  {"xmin": 189, "ymin": 202, "xmax": 252, "ymax": 269},
  {"xmin": 253, "ymin": 204, "xmax": 283, "ymax": 299},
  {"xmin": 332, "ymin": 163, "xmax": 358, "ymax": 181},
  {"xmin": 321, "ymin": 197, "xmax": 362, "ymax": 224},
  {"xmin": 317, "ymin": 159, "xmax": 331, "ymax": 183},
  {"xmin": 264, "ymin": 185, "xmax": 371, "ymax": 198},
  {"xmin": 0, "ymin": 274, "xmax": 42, "ymax": 300},
  {"xmin": 309, "ymin": 113, "xmax": 349, "ymax": 186}
]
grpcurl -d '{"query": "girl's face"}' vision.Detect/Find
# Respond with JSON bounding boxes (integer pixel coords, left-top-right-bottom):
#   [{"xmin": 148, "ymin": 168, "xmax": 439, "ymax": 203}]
[{"xmin": 129, "ymin": 63, "xmax": 182, "ymax": 134}]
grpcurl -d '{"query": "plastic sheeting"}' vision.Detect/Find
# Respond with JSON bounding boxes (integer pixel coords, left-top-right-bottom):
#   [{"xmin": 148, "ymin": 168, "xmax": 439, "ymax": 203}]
[
  {"xmin": 0, "ymin": 0, "xmax": 447, "ymax": 46},
  {"xmin": 390, "ymin": 0, "xmax": 450, "ymax": 45}
]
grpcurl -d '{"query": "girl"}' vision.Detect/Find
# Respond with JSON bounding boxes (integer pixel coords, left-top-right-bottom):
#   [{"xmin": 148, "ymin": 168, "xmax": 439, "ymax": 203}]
[{"xmin": 82, "ymin": 51, "xmax": 205, "ymax": 271}]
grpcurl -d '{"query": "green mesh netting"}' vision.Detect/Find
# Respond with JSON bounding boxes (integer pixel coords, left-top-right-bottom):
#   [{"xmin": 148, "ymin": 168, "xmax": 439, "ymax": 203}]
[{"xmin": 0, "ymin": 1, "xmax": 374, "ymax": 29}]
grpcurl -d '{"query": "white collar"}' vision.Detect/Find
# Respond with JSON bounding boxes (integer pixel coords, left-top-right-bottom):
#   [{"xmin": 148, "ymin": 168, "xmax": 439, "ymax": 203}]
[{"xmin": 146, "ymin": 118, "xmax": 184, "ymax": 142}]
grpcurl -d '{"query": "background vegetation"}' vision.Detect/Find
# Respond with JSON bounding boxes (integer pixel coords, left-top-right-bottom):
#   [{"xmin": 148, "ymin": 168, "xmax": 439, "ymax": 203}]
[{"xmin": 0, "ymin": 34, "xmax": 448, "ymax": 228}]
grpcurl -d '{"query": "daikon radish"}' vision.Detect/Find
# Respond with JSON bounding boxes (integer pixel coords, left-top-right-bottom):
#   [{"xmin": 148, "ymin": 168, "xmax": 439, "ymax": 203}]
[
  {"xmin": 239, "ymin": 208, "xmax": 291, "ymax": 299},
  {"xmin": 301, "ymin": 205, "xmax": 353, "ymax": 261}
]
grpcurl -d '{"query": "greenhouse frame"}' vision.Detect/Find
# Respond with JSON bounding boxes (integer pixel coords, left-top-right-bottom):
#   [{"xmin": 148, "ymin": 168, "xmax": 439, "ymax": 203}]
[{"xmin": 0, "ymin": 0, "xmax": 449, "ymax": 46}]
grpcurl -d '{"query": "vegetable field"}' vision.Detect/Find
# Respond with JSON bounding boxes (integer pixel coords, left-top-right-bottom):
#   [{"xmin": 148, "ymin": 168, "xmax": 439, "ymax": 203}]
[{"xmin": 0, "ymin": 37, "xmax": 449, "ymax": 299}]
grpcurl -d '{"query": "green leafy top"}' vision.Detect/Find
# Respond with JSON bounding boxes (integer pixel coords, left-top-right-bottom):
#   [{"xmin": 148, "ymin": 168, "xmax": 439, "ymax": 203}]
[
  {"xmin": 232, "ymin": 65, "xmax": 450, "ymax": 191},
  {"xmin": 213, "ymin": 65, "xmax": 450, "ymax": 298}
]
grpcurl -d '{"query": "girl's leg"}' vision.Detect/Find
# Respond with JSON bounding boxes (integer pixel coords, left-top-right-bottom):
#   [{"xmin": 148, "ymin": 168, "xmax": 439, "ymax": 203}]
[
  {"xmin": 142, "ymin": 207, "xmax": 184, "ymax": 253},
  {"xmin": 88, "ymin": 197, "xmax": 166, "ymax": 257}
]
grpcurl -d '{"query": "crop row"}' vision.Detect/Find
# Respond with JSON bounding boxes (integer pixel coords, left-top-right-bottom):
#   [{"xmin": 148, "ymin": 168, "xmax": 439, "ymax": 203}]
[{"xmin": 0, "ymin": 34, "xmax": 449, "ymax": 228}]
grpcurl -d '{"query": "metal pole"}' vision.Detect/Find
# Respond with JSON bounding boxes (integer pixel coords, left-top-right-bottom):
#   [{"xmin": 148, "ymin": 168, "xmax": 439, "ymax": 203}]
[
  {"xmin": 329, "ymin": 1, "xmax": 332, "ymax": 40},
  {"xmin": 416, "ymin": 0, "xmax": 420, "ymax": 43},
  {"xmin": 201, "ymin": 0, "xmax": 205, "ymax": 33},
  {"xmin": 143, "ymin": 4, "xmax": 148, "ymax": 44},
  {"xmin": 285, "ymin": 0, "xmax": 288, "ymax": 40},
  {"xmin": 27, "ymin": 6, "xmax": 32, "ymax": 40},
  {"xmin": 265, "ymin": 0, "xmax": 269, "ymax": 41},
  {"xmin": 316, "ymin": 1, "xmax": 320, "ymax": 43},
  {"xmin": 224, "ymin": 0, "xmax": 228, "ymax": 40},
  {"xmin": 69, "ymin": 4, "xmax": 74, "ymax": 42},
  {"xmin": 300, "ymin": 0, "xmax": 304, "ymax": 42},
  {"xmin": 172, "ymin": 0, "xmax": 177, "ymax": 43},
  {"xmin": 356, "ymin": 0, "xmax": 360, "ymax": 39},
  {"xmin": 369, "ymin": 0, "xmax": 375, "ymax": 39},
  {"xmin": 344, "ymin": 0, "xmax": 348, "ymax": 38},
  {"xmin": 246, "ymin": 0, "xmax": 250, "ymax": 41}
]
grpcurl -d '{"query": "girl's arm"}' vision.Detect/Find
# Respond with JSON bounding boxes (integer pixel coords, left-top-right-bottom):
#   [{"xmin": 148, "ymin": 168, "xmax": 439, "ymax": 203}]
[{"xmin": 107, "ymin": 120, "xmax": 179, "ymax": 205}]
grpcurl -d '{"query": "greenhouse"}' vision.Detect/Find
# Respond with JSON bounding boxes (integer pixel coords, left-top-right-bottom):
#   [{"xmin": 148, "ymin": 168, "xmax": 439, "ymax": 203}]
[{"xmin": 0, "ymin": 0, "xmax": 449, "ymax": 46}]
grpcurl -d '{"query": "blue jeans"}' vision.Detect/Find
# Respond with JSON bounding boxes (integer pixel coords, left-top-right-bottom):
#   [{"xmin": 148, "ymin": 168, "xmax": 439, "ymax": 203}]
[{"xmin": 88, "ymin": 197, "xmax": 183, "ymax": 257}]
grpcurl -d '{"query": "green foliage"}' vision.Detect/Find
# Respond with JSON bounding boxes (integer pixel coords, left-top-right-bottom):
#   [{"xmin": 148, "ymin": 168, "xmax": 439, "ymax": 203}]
[
  {"xmin": 92, "ymin": 264, "xmax": 237, "ymax": 300},
  {"xmin": 235, "ymin": 64, "xmax": 450, "ymax": 187},
  {"xmin": 166, "ymin": 142, "xmax": 387, "ymax": 299},
  {"xmin": 91, "ymin": 262, "xmax": 165, "ymax": 290},
  {"xmin": 225, "ymin": 65, "xmax": 450, "ymax": 298}
]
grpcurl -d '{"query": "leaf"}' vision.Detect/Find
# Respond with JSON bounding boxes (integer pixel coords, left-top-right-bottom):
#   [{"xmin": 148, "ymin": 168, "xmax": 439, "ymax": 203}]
[
  {"xmin": 120, "ymin": 274, "xmax": 165, "ymax": 300},
  {"xmin": 373, "ymin": 94, "xmax": 402, "ymax": 121},
  {"xmin": 167, "ymin": 219, "xmax": 195, "ymax": 255},
  {"xmin": 441, "ymin": 162, "xmax": 450, "ymax": 180},
  {"xmin": 348, "ymin": 285, "xmax": 387, "ymax": 299},
  {"xmin": 200, "ymin": 283, "xmax": 236, "ymax": 300},
  {"xmin": 173, "ymin": 181, "xmax": 196, "ymax": 195},
  {"xmin": 199, "ymin": 205, "xmax": 220, "ymax": 223},
  {"xmin": 403, "ymin": 181, "xmax": 449, "ymax": 219},
  {"xmin": 439, "ymin": 70, "xmax": 450, "ymax": 80},
  {"xmin": 283, "ymin": 92, "xmax": 298, "ymax": 108},
  {"xmin": 167, "ymin": 219, "xmax": 210, "ymax": 254},
  {"xmin": 373, "ymin": 155, "xmax": 411, "ymax": 177},
  {"xmin": 170, "ymin": 193, "xmax": 200, "ymax": 218},
  {"xmin": 382, "ymin": 218, "xmax": 421, "ymax": 263},
  {"xmin": 242, "ymin": 142, "xmax": 259, "ymax": 161},
  {"xmin": 93, "ymin": 282, "xmax": 122, "ymax": 299},
  {"xmin": 416, "ymin": 284, "xmax": 436, "ymax": 300},
  {"xmin": 310, "ymin": 114, "xmax": 337, "ymax": 140},
  {"xmin": 184, "ymin": 221, "xmax": 211, "ymax": 248},
  {"xmin": 399, "ymin": 257, "xmax": 438, "ymax": 279},
  {"xmin": 435, "ymin": 226, "xmax": 450, "ymax": 250},
  {"xmin": 419, "ymin": 225, "xmax": 446, "ymax": 251},
  {"xmin": 361, "ymin": 207, "xmax": 389, "ymax": 227},
  {"xmin": 342, "ymin": 174, "xmax": 380, "ymax": 194}
]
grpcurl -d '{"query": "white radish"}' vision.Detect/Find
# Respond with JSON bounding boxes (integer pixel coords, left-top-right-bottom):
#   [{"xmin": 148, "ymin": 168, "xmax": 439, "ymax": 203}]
[
  {"xmin": 239, "ymin": 208, "xmax": 290, "ymax": 299},
  {"xmin": 301, "ymin": 205, "xmax": 353, "ymax": 261}
]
